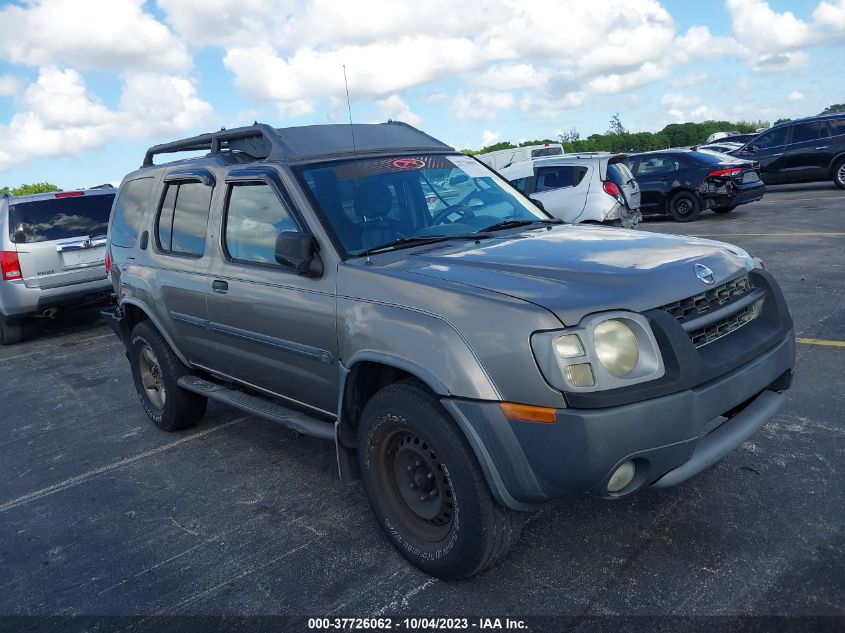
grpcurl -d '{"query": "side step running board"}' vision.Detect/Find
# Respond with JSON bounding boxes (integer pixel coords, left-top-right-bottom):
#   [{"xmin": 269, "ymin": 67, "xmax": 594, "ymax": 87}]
[{"xmin": 177, "ymin": 375, "xmax": 335, "ymax": 441}]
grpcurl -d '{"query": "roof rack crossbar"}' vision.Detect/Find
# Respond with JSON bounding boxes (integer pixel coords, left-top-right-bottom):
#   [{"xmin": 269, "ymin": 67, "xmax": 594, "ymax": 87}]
[{"xmin": 142, "ymin": 123, "xmax": 286, "ymax": 167}]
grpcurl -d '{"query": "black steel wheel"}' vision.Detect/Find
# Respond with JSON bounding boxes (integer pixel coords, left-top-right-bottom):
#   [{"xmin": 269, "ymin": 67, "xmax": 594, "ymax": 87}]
[
  {"xmin": 668, "ymin": 191, "xmax": 701, "ymax": 222},
  {"xmin": 357, "ymin": 379, "xmax": 526, "ymax": 579}
]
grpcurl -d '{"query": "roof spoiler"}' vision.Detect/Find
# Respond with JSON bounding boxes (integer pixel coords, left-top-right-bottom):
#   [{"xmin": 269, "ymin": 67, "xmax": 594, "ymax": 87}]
[{"xmin": 143, "ymin": 123, "xmax": 286, "ymax": 167}]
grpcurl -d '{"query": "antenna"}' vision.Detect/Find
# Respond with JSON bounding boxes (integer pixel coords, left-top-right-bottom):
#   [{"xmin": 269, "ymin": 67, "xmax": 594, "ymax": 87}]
[{"xmin": 343, "ymin": 64, "xmax": 372, "ymax": 265}]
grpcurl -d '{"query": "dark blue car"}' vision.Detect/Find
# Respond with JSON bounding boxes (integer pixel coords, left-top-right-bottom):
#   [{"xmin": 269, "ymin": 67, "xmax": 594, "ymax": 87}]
[{"xmin": 629, "ymin": 149, "xmax": 765, "ymax": 222}]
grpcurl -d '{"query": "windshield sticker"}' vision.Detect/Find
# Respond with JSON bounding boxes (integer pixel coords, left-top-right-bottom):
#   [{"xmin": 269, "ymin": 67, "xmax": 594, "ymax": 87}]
[
  {"xmin": 391, "ymin": 158, "xmax": 426, "ymax": 170},
  {"xmin": 447, "ymin": 154, "xmax": 490, "ymax": 178}
]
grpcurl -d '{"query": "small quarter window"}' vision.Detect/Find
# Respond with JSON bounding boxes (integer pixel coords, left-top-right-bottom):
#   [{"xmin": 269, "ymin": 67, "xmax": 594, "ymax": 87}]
[
  {"xmin": 156, "ymin": 181, "xmax": 212, "ymax": 256},
  {"xmin": 111, "ymin": 178, "xmax": 154, "ymax": 248},
  {"xmin": 224, "ymin": 182, "xmax": 297, "ymax": 265}
]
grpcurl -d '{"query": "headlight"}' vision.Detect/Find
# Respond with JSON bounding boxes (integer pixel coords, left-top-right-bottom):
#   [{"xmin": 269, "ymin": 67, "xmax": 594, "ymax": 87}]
[
  {"xmin": 594, "ymin": 319, "xmax": 639, "ymax": 377},
  {"xmin": 532, "ymin": 311, "xmax": 665, "ymax": 393}
]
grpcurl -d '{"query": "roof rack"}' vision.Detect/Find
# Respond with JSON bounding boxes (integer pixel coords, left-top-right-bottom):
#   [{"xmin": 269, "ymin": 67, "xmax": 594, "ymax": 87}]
[{"xmin": 143, "ymin": 123, "xmax": 285, "ymax": 167}]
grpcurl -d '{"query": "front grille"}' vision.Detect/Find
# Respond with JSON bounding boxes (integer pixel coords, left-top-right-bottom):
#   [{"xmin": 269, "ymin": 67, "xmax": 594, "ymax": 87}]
[
  {"xmin": 660, "ymin": 275, "xmax": 752, "ymax": 322},
  {"xmin": 660, "ymin": 274, "xmax": 760, "ymax": 348},
  {"xmin": 688, "ymin": 303, "xmax": 757, "ymax": 347}
]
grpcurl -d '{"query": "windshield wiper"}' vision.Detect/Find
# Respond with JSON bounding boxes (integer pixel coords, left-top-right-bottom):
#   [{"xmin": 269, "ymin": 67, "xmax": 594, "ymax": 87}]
[
  {"xmin": 356, "ymin": 233, "xmax": 493, "ymax": 257},
  {"xmin": 480, "ymin": 218, "xmax": 562, "ymax": 232}
]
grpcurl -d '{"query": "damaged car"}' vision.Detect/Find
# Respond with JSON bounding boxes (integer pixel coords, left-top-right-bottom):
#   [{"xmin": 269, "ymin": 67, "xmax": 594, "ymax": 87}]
[{"xmin": 630, "ymin": 149, "xmax": 765, "ymax": 222}]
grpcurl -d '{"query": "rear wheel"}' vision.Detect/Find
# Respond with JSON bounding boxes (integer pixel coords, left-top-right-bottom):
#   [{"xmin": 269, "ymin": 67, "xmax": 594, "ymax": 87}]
[
  {"xmin": 357, "ymin": 379, "xmax": 526, "ymax": 579},
  {"xmin": 668, "ymin": 191, "xmax": 701, "ymax": 222},
  {"xmin": 129, "ymin": 321, "xmax": 206, "ymax": 431},
  {"xmin": 0, "ymin": 318, "xmax": 23, "ymax": 345},
  {"xmin": 833, "ymin": 158, "xmax": 845, "ymax": 190},
  {"xmin": 712, "ymin": 205, "xmax": 737, "ymax": 215}
]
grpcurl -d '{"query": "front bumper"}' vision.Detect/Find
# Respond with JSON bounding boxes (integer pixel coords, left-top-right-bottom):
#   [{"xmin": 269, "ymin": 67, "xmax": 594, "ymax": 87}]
[{"xmin": 442, "ymin": 329, "xmax": 794, "ymax": 510}]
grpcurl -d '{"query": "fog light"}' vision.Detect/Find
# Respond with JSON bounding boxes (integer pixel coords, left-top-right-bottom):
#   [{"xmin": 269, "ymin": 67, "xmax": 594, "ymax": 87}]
[
  {"xmin": 563, "ymin": 363, "xmax": 594, "ymax": 387},
  {"xmin": 607, "ymin": 460, "xmax": 636, "ymax": 493}
]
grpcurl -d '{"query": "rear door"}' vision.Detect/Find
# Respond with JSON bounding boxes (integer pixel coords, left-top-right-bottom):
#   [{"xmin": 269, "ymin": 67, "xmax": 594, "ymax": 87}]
[
  {"xmin": 630, "ymin": 155, "xmax": 679, "ymax": 213},
  {"xmin": 9, "ymin": 191, "xmax": 115, "ymax": 289},
  {"xmin": 147, "ymin": 171, "xmax": 218, "ymax": 369},
  {"xmin": 783, "ymin": 120, "xmax": 830, "ymax": 182},
  {"xmin": 530, "ymin": 164, "xmax": 589, "ymax": 222}
]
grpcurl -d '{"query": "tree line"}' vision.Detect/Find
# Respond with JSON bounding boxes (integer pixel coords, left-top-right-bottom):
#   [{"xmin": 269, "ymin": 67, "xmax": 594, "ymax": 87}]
[{"xmin": 465, "ymin": 114, "xmax": 769, "ymax": 155}]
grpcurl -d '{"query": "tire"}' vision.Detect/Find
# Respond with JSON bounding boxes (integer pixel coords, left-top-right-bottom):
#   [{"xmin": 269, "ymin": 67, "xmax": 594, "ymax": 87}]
[
  {"xmin": 0, "ymin": 318, "xmax": 23, "ymax": 345},
  {"xmin": 128, "ymin": 321, "xmax": 206, "ymax": 431},
  {"xmin": 833, "ymin": 158, "xmax": 845, "ymax": 190},
  {"xmin": 668, "ymin": 191, "xmax": 701, "ymax": 222},
  {"xmin": 357, "ymin": 379, "xmax": 526, "ymax": 579},
  {"xmin": 712, "ymin": 205, "xmax": 737, "ymax": 215}
]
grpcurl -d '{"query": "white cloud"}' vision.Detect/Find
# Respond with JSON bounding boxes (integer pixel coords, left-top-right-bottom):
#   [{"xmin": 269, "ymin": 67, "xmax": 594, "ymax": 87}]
[
  {"xmin": 376, "ymin": 94, "xmax": 422, "ymax": 126},
  {"xmin": 788, "ymin": 91, "xmax": 805, "ymax": 102},
  {"xmin": 0, "ymin": 67, "xmax": 212, "ymax": 170},
  {"xmin": 671, "ymin": 72, "xmax": 709, "ymax": 88},
  {"xmin": 473, "ymin": 64, "xmax": 550, "ymax": 90},
  {"xmin": 451, "ymin": 90, "xmax": 514, "ymax": 120},
  {"xmin": 661, "ymin": 92, "xmax": 700, "ymax": 109},
  {"xmin": 0, "ymin": 75, "xmax": 23, "ymax": 97},
  {"xmin": 519, "ymin": 91, "xmax": 586, "ymax": 119},
  {"xmin": 481, "ymin": 130, "xmax": 501, "ymax": 147},
  {"xmin": 587, "ymin": 63, "xmax": 671, "ymax": 94},
  {"xmin": 425, "ymin": 90, "xmax": 447, "ymax": 103},
  {"xmin": 0, "ymin": 0, "xmax": 191, "ymax": 73},
  {"xmin": 814, "ymin": 0, "xmax": 845, "ymax": 28}
]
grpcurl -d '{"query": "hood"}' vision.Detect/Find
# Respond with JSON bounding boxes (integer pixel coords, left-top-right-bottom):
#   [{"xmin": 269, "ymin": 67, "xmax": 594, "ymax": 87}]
[{"xmin": 406, "ymin": 224, "xmax": 753, "ymax": 326}]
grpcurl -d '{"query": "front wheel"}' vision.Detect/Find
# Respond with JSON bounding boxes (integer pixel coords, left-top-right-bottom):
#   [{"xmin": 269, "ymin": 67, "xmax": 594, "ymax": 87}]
[
  {"xmin": 357, "ymin": 379, "xmax": 526, "ymax": 579},
  {"xmin": 833, "ymin": 158, "xmax": 845, "ymax": 190},
  {"xmin": 129, "ymin": 321, "xmax": 207, "ymax": 431},
  {"xmin": 668, "ymin": 191, "xmax": 701, "ymax": 222}
]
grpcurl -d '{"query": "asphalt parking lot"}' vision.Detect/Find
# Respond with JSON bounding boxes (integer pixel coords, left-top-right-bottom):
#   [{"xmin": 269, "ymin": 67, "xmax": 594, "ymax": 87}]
[{"xmin": 1, "ymin": 182, "xmax": 843, "ymax": 627}]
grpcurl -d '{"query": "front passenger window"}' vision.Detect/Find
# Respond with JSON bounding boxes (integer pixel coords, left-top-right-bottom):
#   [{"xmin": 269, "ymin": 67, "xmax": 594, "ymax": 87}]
[{"xmin": 225, "ymin": 182, "xmax": 298, "ymax": 265}]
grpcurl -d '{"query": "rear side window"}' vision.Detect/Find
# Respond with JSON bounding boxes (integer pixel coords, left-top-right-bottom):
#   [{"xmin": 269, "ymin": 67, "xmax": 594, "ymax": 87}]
[
  {"xmin": 9, "ymin": 193, "xmax": 115, "ymax": 244},
  {"xmin": 633, "ymin": 157, "xmax": 681, "ymax": 176},
  {"xmin": 111, "ymin": 178, "xmax": 155, "ymax": 248},
  {"xmin": 530, "ymin": 147, "xmax": 563, "ymax": 158},
  {"xmin": 792, "ymin": 121, "xmax": 824, "ymax": 143},
  {"xmin": 535, "ymin": 166, "xmax": 588, "ymax": 191},
  {"xmin": 224, "ymin": 182, "xmax": 298, "ymax": 265},
  {"xmin": 828, "ymin": 118, "xmax": 845, "ymax": 136},
  {"xmin": 156, "ymin": 181, "xmax": 212, "ymax": 257}
]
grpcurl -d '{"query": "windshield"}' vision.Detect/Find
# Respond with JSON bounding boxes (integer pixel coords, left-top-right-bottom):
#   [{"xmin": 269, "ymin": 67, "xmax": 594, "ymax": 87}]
[{"xmin": 297, "ymin": 154, "xmax": 547, "ymax": 257}]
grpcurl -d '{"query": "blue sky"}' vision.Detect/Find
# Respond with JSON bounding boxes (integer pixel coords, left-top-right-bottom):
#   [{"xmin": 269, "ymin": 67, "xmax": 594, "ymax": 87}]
[{"xmin": 1, "ymin": 0, "xmax": 843, "ymax": 190}]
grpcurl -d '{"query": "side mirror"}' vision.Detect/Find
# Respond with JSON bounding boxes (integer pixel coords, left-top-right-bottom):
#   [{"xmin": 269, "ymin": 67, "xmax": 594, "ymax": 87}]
[
  {"xmin": 747, "ymin": 145, "xmax": 758, "ymax": 154},
  {"xmin": 275, "ymin": 231, "xmax": 323, "ymax": 277},
  {"xmin": 531, "ymin": 198, "xmax": 546, "ymax": 212}
]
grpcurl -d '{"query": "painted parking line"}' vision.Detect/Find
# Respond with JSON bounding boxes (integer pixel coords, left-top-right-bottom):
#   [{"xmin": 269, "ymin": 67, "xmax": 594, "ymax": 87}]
[
  {"xmin": 689, "ymin": 232, "xmax": 845, "ymax": 237},
  {"xmin": 796, "ymin": 337, "xmax": 845, "ymax": 348}
]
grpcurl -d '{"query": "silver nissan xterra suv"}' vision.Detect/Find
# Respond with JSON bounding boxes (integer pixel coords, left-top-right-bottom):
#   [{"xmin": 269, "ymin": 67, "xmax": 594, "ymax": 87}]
[{"xmin": 103, "ymin": 122, "xmax": 795, "ymax": 579}]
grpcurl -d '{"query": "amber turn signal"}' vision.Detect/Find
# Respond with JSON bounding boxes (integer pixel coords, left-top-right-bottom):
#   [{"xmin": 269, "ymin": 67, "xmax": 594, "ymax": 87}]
[{"xmin": 499, "ymin": 402, "xmax": 557, "ymax": 423}]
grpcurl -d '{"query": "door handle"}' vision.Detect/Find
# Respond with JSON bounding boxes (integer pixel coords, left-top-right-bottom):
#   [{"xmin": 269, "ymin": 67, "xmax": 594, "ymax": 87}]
[
  {"xmin": 815, "ymin": 146, "xmax": 828, "ymax": 150},
  {"xmin": 212, "ymin": 280, "xmax": 228, "ymax": 294}
]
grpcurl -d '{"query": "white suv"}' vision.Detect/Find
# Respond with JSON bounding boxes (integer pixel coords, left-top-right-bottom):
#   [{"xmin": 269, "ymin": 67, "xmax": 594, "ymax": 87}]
[{"xmin": 499, "ymin": 153, "xmax": 642, "ymax": 228}]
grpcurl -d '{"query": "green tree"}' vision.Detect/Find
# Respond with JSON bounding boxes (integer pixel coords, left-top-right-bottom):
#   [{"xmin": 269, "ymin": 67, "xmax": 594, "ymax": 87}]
[
  {"xmin": 607, "ymin": 113, "xmax": 626, "ymax": 135},
  {"xmin": 0, "ymin": 181, "xmax": 60, "ymax": 196},
  {"xmin": 473, "ymin": 141, "xmax": 517, "ymax": 155},
  {"xmin": 820, "ymin": 103, "xmax": 845, "ymax": 115}
]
